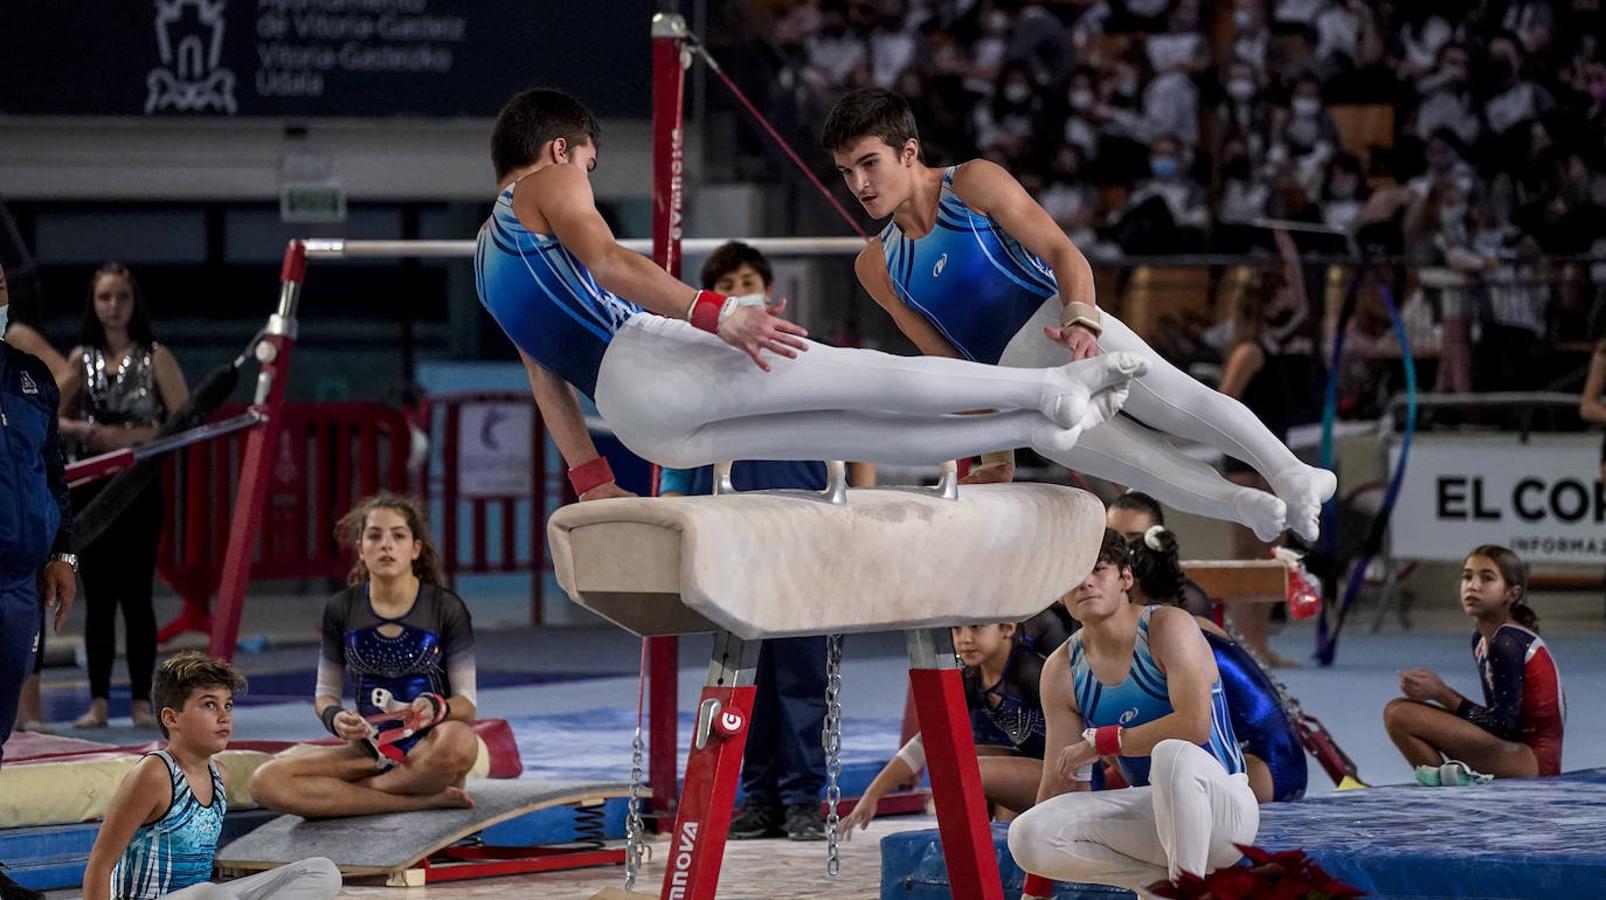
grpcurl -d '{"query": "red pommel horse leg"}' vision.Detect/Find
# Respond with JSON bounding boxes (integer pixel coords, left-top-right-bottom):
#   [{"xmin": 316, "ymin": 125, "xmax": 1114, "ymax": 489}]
[
  {"xmin": 660, "ymin": 632, "xmax": 760, "ymax": 900},
  {"xmin": 907, "ymin": 627, "xmax": 1005, "ymax": 900}
]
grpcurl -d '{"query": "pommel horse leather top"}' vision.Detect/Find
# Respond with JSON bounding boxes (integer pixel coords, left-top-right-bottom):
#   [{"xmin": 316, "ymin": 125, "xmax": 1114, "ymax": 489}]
[{"xmin": 547, "ymin": 478, "xmax": 1105, "ymax": 638}]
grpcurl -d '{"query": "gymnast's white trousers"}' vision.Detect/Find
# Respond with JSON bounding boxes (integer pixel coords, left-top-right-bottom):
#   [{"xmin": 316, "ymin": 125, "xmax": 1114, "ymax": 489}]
[{"xmin": 1007, "ymin": 739, "xmax": 1260, "ymax": 895}]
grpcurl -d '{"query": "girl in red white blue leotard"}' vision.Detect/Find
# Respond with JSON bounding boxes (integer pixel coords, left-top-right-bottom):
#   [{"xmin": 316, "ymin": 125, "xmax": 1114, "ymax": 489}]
[{"xmin": 1384, "ymin": 544, "xmax": 1564, "ymax": 778}]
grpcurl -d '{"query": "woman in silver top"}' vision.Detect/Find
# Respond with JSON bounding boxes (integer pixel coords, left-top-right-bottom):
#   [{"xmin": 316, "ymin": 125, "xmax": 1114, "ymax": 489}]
[{"xmin": 57, "ymin": 262, "xmax": 188, "ymax": 730}]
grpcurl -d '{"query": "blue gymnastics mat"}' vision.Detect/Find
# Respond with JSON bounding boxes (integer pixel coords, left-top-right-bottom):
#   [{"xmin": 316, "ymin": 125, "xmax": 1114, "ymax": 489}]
[{"xmin": 880, "ymin": 768, "xmax": 1606, "ymax": 899}]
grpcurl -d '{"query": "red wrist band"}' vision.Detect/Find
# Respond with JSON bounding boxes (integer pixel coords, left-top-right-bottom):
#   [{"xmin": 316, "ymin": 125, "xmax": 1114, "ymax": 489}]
[
  {"xmin": 1022, "ymin": 873, "xmax": 1056, "ymax": 897},
  {"xmin": 1093, "ymin": 724, "xmax": 1123, "ymax": 756},
  {"xmin": 688, "ymin": 290, "xmax": 725, "ymax": 334},
  {"xmin": 568, "ymin": 456, "xmax": 615, "ymax": 497}
]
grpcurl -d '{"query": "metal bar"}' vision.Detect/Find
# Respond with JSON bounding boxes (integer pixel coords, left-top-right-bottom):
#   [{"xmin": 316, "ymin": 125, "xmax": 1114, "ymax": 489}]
[{"xmin": 299, "ymin": 237, "xmax": 867, "ymax": 258}]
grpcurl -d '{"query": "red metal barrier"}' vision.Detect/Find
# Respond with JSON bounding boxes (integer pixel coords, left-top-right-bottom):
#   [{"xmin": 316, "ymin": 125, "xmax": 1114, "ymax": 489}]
[
  {"xmin": 156, "ymin": 401, "xmax": 414, "ymax": 644},
  {"xmin": 429, "ymin": 391, "xmax": 550, "ymax": 625}
]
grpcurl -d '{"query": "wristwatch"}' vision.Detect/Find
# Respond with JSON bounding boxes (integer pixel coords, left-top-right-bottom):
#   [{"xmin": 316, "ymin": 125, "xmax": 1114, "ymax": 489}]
[{"xmin": 48, "ymin": 552, "xmax": 79, "ymax": 574}]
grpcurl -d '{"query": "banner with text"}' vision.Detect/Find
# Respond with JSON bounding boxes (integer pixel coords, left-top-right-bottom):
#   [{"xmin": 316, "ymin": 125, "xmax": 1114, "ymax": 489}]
[
  {"xmin": 0, "ymin": 0, "xmax": 651, "ymax": 118},
  {"xmin": 1388, "ymin": 434, "xmax": 1606, "ymax": 564}
]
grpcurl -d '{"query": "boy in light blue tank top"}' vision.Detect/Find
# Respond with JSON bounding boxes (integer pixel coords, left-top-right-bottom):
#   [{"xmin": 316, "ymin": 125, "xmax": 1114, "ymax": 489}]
[
  {"xmin": 823, "ymin": 88, "xmax": 1336, "ymax": 545},
  {"xmin": 84, "ymin": 654, "xmax": 339, "ymax": 900},
  {"xmin": 1007, "ymin": 531, "xmax": 1259, "ymax": 895}
]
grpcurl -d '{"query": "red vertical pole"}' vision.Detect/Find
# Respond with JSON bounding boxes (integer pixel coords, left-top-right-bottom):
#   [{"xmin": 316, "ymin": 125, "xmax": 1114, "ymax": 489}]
[
  {"xmin": 906, "ymin": 629, "xmax": 1005, "ymax": 900},
  {"xmin": 209, "ymin": 241, "xmax": 303, "ymax": 660},
  {"xmin": 659, "ymin": 633, "xmax": 759, "ymax": 900},
  {"xmin": 648, "ymin": 4, "xmax": 689, "ymax": 826}
]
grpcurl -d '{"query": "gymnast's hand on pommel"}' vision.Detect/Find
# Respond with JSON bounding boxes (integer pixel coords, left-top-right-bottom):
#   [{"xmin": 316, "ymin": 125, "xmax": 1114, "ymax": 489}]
[
  {"xmin": 581, "ymin": 482, "xmax": 635, "ymax": 501},
  {"xmin": 717, "ymin": 297, "xmax": 810, "ymax": 372}
]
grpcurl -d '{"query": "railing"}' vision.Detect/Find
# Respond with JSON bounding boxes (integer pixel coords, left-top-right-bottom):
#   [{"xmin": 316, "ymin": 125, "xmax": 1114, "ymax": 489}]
[{"xmin": 155, "ymin": 401, "xmax": 415, "ymax": 642}]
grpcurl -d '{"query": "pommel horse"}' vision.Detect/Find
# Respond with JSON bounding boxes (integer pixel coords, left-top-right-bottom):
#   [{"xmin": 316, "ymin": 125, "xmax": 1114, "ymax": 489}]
[{"xmin": 548, "ymin": 461, "xmax": 1105, "ymax": 899}]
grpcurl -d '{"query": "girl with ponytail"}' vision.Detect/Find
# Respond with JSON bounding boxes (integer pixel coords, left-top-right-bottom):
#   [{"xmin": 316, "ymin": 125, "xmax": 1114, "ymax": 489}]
[{"xmin": 1383, "ymin": 544, "xmax": 1565, "ymax": 780}]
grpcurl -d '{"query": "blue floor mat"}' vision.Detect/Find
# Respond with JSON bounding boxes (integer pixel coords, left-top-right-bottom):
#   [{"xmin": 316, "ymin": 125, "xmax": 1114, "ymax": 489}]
[{"xmin": 880, "ymin": 768, "xmax": 1606, "ymax": 899}]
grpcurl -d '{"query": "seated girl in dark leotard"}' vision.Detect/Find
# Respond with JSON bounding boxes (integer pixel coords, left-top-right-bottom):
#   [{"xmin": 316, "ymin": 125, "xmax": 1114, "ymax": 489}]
[
  {"xmin": 249, "ymin": 493, "xmax": 481, "ymax": 817},
  {"xmin": 842, "ymin": 622, "xmax": 1049, "ymax": 836},
  {"xmin": 1125, "ymin": 526, "xmax": 1307, "ymax": 802},
  {"xmin": 1383, "ymin": 544, "xmax": 1564, "ymax": 780}
]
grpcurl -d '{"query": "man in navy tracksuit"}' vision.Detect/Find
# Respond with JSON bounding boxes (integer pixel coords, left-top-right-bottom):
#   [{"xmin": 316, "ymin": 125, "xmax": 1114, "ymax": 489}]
[{"xmin": 1, "ymin": 263, "xmax": 78, "ymax": 900}]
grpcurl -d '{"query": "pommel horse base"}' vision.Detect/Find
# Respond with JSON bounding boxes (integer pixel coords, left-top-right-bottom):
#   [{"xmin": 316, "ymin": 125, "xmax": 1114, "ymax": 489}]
[{"xmin": 548, "ymin": 462, "xmax": 1105, "ymax": 899}]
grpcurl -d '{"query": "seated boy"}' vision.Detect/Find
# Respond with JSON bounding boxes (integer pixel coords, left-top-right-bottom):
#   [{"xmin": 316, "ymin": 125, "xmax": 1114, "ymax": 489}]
[{"xmin": 83, "ymin": 653, "xmax": 341, "ymax": 900}]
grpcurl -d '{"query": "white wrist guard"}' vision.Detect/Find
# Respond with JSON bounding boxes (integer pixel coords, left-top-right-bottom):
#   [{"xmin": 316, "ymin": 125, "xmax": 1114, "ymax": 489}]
[
  {"xmin": 1059, "ymin": 300, "xmax": 1103, "ymax": 336},
  {"xmin": 894, "ymin": 735, "xmax": 926, "ymax": 772}
]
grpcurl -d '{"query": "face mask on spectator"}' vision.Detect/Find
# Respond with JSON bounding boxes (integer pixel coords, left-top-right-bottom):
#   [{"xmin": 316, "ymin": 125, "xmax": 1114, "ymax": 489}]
[
  {"xmin": 1070, "ymin": 88, "xmax": 1095, "ymax": 110},
  {"xmin": 1227, "ymin": 78, "xmax": 1256, "ymax": 101},
  {"xmin": 1329, "ymin": 176, "xmax": 1358, "ymax": 198},
  {"xmin": 1150, "ymin": 156, "xmax": 1179, "ymax": 179},
  {"xmin": 1004, "ymin": 82, "xmax": 1031, "ymax": 104},
  {"xmin": 1234, "ymin": 10, "xmax": 1255, "ymax": 29},
  {"xmin": 1439, "ymin": 205, "xmax": 1465, "ymax": 227},
  {"xmin": 1292, "ymin": 96, "xmax": 1321, "ymax": 117},
  {"xmin": 0, "ymin": 305, "xmax": 8, "ymax": 339}
]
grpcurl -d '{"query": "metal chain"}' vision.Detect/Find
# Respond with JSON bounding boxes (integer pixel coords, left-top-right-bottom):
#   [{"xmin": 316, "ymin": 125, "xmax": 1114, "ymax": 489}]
[
  {"xmin": 624, "ymin": 723, "xmax": 648, "ymax": 889},
  {"xmin": 822, "ymin": 633, "xmax": 845, "ymax": 877}
]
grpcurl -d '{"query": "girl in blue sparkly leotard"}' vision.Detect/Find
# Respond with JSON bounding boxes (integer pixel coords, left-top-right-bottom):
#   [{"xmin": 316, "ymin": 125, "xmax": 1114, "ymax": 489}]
[{"xmin": 247, "ymin": 494, "xmax": 481, "ymax": 819}]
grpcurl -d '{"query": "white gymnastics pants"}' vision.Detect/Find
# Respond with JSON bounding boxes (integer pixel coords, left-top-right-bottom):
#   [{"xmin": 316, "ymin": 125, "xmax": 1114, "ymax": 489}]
[
  {"xmin": 158, "ymin": 857, "xmax": 341, "ymax": 899},
  {"xmin": 1000, "ymin": 298, "xmax": 1303, "ymax": 537},
  {"xmin": 594, "ymin": 313, "xmax": 1131, "ymax": 468},
  {"xmin": 1007, "ymin": 740, "xmax": 1260, "ymax": 896}
]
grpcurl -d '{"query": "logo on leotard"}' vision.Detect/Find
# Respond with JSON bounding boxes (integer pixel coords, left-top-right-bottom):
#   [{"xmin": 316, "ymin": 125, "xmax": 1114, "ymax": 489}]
[
  {"xmin": 933, "ymin": 253, "xmax": 949, "ymax": 278},
  {"xmin": 1119, "ymin": 708, "xmax": 1139, "ymax": 725}
]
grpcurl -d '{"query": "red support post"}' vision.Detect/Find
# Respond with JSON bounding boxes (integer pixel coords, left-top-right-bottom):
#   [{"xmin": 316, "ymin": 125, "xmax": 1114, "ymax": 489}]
[
  {"xmin": 906, "ymin": 629, "xmax": 1004, "ymax": 900},
  {"xmin": 648, "ymin": 5, "xmax": 690, "ymax": 826},
  {"xmin": 659, "ymin": 633, "xmax": 759, "ymax": 900},
  {"xmin": 208, "ymin": 241, "xmax": 304, "ymax": 660}
]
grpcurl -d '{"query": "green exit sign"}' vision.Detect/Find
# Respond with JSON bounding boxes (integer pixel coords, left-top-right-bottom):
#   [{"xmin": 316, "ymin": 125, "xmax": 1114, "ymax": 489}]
[{"xmin": 280, "ymin": 182, "xmax": 347, "ymax": 223}]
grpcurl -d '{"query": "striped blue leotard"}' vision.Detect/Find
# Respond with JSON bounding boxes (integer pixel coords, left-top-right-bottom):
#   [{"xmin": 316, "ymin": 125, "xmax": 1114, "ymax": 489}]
[
  {"xmin": 1067, "ymin": 606, "xmax": 1245, "ymax": 787},
  {"xmin": 879, "ymin": 165, "xmax": 1057, "ymax": 364},
  {"xmin": 475, "ymin": 181, "xmax": 642, "ymax": 398},
  {"xmin": 110, "ymin": 750, "xmax": 225, "ymax": 899}
]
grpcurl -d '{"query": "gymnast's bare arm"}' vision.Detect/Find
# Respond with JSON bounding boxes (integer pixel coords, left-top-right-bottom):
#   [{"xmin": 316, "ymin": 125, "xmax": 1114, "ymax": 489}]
[
  {"xmin": 518, "ymin": 349, "xmax": 632, "ymax": 498},
  {"xmin": 82, "ymin": 756, "xmax": 170, "ymax": 900},
  {"xmin": 1035, "ymin": 644, "xmax": 1092, "ymax": 804},
  {"xmin": 520, "ymin": 163, "xmax": 809, "ymax": 370},
  {"xmin": 950, "ymin": 160, "xmax": 1101, "ymax": 359},
  {"xmin": 1117, "ymin": 605, "xmax": 1220, "ymax": 755}
]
